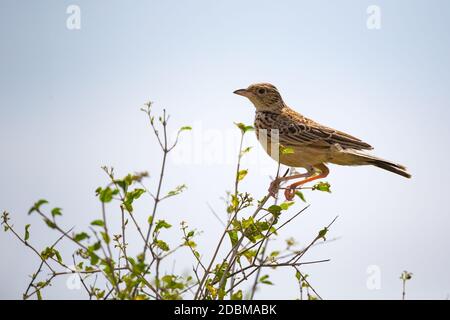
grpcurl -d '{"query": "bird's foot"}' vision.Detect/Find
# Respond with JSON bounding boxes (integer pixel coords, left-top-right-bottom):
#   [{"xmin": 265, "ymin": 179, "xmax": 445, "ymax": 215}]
[{"xmin": 268, "ymin": 178, "xmax": 281, "ymax": 198}]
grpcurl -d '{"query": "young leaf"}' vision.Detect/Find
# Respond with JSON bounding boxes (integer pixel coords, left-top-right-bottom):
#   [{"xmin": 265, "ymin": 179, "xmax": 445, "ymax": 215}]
[
  {"xmin": 231, "ymin": 290, "xmax": 243, "ymax": 300},
  {"xmin": 24, "ymin": 224, "xmax": 31, "ymax": 241},
  {"xmin": 267, "ymin": 205, "xmax": 282, "ymax": 216},
  {"xmin": 166, "ymin": 184, "xmax": 187, "ymax": 197},
  {"xmin": 53, "ymin": 249, "xmax": 63, "ymax": 263},
  {"xmin": 318, "ymin": 227, "xmax": 328, "ymax": 241},
  {"xmin": 206, "ymin": 284, "xmax": 217, "ymax": 300},
  {"xmin": 101, "ymin": 232, "xmax": 110, "ymax": 244},
  {"xmin": 280, "ymin": 201, "xmax": 295, "ymax": 210},
  {"xmin": 51, "ymin": 207, "xmax": 62, "ymax": 218},
  {"xmin": 73, "ymin": 232, "xmax": 90, "ymax": 242},
  {"xmin": 240, "ymin": 146, "xmax": 252, "ymax": 156},
  {"xmin": 237, "ymin": 169, "xmax": 248, "ymax": 182},
  {"xmin": 28, "ymin": 199, "xmax": 48, "ymax": 215},
  {"xmin": 313, "ymin": 181, "xmax": 331, "ymax": 193},
  {"xmin": 97, "ymin": 187, "xmax": 119, "ymax": 203},
  {"xmin": 295, "ymin": 191, "xmax": 307, "ymax": 202},
  {"xmin": 44, "ymin": 219, "xmax": 57, "ymax": 229},
  {"xmin": 90, "ymin": 253, "xmax": 100, "ymax": 265},
  {"xmin": 259, "ymin": 274, "xmax": 274, "ymax": 285},
  {"xmin": 227, "ymin": 230, "xmax": 238, "ymax": 247},
  {"xmin": 269, "ymin": 251, "xmax": 280, "ymax": 257},
  {"xmin": 242, "ymin": 249, "xmax": 257, "ymax": 263},
  {"xmin": 155, "ymin": 220, "xmax": 172, "ymax": 233},
  {"xmin": 234, "ymin": 122, "xmax": 254, "ymax": 133},
  {"xmin": 90, "ymin": 220, "xmax": 105, "ymax": 227},
  {"xmin": 179, "ymin": 126, "xmax": 192, "ymax": 132},
  {"xmin": 155, "ymin": 240, "xmax": 170, "ymax": 251}
]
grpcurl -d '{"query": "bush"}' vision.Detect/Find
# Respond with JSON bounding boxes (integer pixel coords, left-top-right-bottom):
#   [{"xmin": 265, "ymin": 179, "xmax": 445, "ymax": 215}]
[{"xmin": 2, "ymin": 102, "xmax": 336, "ymax": 300}]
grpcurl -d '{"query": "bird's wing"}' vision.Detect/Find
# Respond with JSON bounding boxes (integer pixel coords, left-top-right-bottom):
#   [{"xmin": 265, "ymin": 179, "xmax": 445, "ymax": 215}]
[{"xmin": 278, "ymin": 108, "xmax": 373, "ymax": 150}]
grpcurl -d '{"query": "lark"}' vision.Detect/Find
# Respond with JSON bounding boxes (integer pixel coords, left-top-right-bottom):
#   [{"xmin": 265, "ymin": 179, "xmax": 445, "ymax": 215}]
[{"xmin": 234, "ymin": 83, "xmax": 411, "ymax": 200}]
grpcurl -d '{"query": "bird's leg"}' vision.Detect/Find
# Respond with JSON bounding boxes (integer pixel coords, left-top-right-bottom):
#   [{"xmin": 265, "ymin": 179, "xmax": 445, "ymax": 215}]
[
  {"xmin": 284, "ymin": 164, "xmax": 330, "ymax": 200},
  {"xmin": 269, "ymin": 167, "xmax": 314, "ymax": 198}
]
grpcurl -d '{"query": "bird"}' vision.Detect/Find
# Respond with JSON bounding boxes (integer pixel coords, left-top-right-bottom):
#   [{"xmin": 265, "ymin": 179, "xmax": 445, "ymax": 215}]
[{"xmin": 233, "ymin": 83, "xmax": 411, "ymax": 200}]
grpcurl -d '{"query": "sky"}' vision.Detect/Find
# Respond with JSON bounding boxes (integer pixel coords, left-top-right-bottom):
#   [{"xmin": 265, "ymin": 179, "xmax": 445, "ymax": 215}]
[{"xmin": 1, "ymin": 0, "xmax": 449, "ymax": 299}]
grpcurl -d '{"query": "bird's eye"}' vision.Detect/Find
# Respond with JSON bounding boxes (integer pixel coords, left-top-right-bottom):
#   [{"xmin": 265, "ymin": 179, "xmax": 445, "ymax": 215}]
[{"xmin": 257, "ymin": 88, "xmax": 266, "ymax": 95}]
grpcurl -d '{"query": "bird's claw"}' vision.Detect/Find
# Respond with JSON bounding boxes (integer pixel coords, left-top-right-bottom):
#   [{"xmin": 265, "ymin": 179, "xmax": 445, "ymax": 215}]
[
  {"xmin": 268, "ymin": 179, "xmax": 281, "ymax": 198},
  {"xmin": 284, "ymin": 187, "xmax": 296, "ymax": 201}
]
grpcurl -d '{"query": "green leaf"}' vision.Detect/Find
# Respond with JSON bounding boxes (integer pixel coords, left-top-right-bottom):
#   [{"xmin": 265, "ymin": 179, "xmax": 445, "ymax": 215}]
[
  {"xmin": 24, "ymin": 224, "xmax": 31, "ymax": 241},
  {"xmin": 184, "ymin": 240, "xmax": 197, "ymax": 248},
  {"xmin": 97, "ymin": 187, "xmax": 119, "ymax": 203},
  {"xmin": 155, "ymin": 220, "xmax": 172, "ymax": 233},
  {"xmin": 267, "ymin": 205, "xmax": 282, "ymax": 216},
  {"xmin": 400, "ymin": 271, "xmax": 413, "ymax": 281},
  {"xmin": 270, "ymin": 251, "xmax": 280, "ymax": 257},
  {"xmin": 286, "ymin": 237, "xmax": 296, "ymax": 247},
  {"xmin": 179, "ymin": 126, "xmax": 192, "ymax": 132},
  {"xmin": 73, "ymin": 232, "xmax": 90, "ymax": 242},
  {"xmin": 187, "ymin": 230, "xmax": 195, "ymax": 238},
  {"xmin": 259, "ymin": 274, "xmax": 274, "ymax": 285},
  {"xmin": 28, "ymin": 199, "xmax": 48, "ymax": 215},
  {"xmin": 237, "ymin": 169, "xmax": 248, "ymax": 182},
  {"xmin": 231, "ymin": 289, "xmax": 243, "ymax": 300},
  {"xmin": 90, "ymin": 253, "xmax": 100, "ymax": 265},
  {"xmin": 123, "ymin": 188, "xmax": 146, "ymax": 212},
  {"xmin": 240, "ymin": 146, "xmax": 252, "ymax": 156},
  {"xmin": 295, "ymin": 191, "xmax": 307, "ymax": 202},
  {"xmin": 44, "ymin": 219, "xmax": 57, "ymax": 229},
  {"xmin": 155, "ymin": 240, "xmax": 170, "ymax": 251},
  {"xmin": 295, "ymin": 271, "xmax": 301, "ymax": 281},
  {"xmin": 218, "ymin": 288, "xmax": 226, "ymax": 300},
  {"xmin": 280, "ymin": 201, "xmax": 295, "ymax": 210},
  {"xmin": 313, "ymin": 181, "xmax": 331, "ymax": 193},
  {"xmin": 206, "ymin": 284, "xmax": 217, "ymax": 300},
  {"xmin": 242, "ymin": 249, "xmax": 257, "ymax": 263},
  {"xmin": 162, "ymin": 275, "xmax": 184, "ymax": 290},
  {"xmin": 53, "ymin": 249, "xmax": 63, "ymax": 263},
  {"xmin": 227, "ymin": 230, "xmax": 238, "ymax": 247},
  {"xmin": 234, "ymin": 122, "xmax": 254, "ymax": 133},
  {"xmin": 101, "ymin": 232, "xmax": 110, "ymax": 244},
  {"xmin": 131, "ymin": 188, "xmax": 145, "ymax": 199},
  {"xmin": 89, "ymin": 241, "xmax": 101, "ymax": 252},
  {"xmin": 318, "ymin": 227, "xmax": 328, "ymax": 241},
  {"xmin": 242, "ymin": 216, "xmax": 255, "ymax": 229},
  {"xmin": 228, "ymin": 194, "xmax": 240, "ymax": 213},
  {"xmin": 90, "ymin": 220, "xmax": 105, "ymax": 227},
  {"xmin": 40, "ymin": 247, "xmax": 62, "ymax": 263},
  {"xmin": 51, "ymin": 207, "xmax": 62, "ymax": 218},
  {"xmin": 166, "ymin": 184, "xmax": 187, "ymax": 197}
]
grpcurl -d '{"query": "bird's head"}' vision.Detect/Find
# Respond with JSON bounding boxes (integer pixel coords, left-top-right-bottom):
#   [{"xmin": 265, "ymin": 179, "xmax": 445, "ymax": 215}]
[{"xmin": 234, "ymin": 83, "xmax": 285, "ymax": 112}]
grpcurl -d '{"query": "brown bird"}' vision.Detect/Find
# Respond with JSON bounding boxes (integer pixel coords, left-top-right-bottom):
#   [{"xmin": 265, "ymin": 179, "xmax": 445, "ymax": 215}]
[{"xmin": 234, "ymin": 83, "xmax": 411, "ymax": 200}]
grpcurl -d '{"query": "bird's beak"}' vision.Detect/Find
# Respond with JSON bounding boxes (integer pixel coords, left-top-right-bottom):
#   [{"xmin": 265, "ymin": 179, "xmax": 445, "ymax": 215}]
[{"xmin": 233, "ymin": 88, "xmax": 250, "ymax": 97}]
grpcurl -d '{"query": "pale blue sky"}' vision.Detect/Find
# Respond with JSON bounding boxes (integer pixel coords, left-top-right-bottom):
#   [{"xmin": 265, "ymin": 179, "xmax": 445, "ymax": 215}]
[{"xmin": 1, "ymin": 0, "xmax": 449, "ymax": 299}]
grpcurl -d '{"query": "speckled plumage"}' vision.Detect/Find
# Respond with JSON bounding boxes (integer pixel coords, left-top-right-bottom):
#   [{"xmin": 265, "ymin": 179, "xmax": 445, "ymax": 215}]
[{"xmin": 234, "ymin": 83, "xmax": 410, "ymax": 199}]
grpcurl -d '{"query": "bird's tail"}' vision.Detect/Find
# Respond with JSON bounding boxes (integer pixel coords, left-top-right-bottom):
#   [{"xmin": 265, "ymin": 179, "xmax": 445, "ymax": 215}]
[
  {"xmin": 370, "ymin": 159, "xmax": 411, "ymax": 179},
  {"xmin": 334, "ymin": 149, "xmax": 412, "ymax": 179}
]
